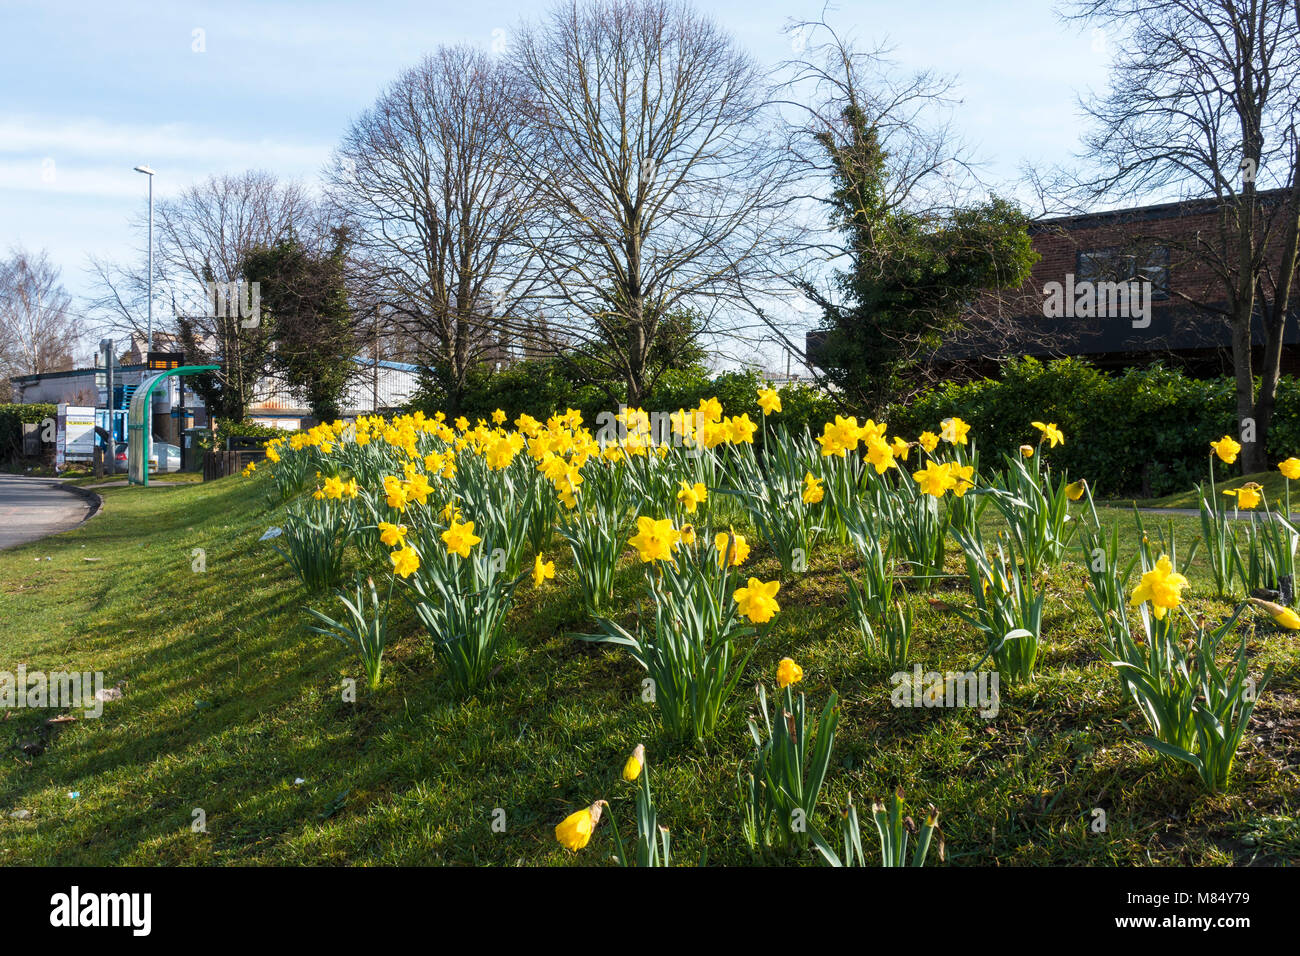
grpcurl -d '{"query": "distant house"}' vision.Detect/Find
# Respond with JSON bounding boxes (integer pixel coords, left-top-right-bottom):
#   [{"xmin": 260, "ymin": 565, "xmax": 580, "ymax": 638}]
[{"xmin": 8, "ymin": 357, "xmax": 419, "ymax": 440}]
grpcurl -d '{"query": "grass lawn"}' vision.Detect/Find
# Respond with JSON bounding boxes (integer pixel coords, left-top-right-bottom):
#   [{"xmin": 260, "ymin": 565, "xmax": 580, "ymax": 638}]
[
  {"xmin": 1126, "ymin": 471, "xmax": 1298, "ymax": 512},
  {"xmin": 0, "ymin": 474, "xmax": 1296, "ymax": 865}
]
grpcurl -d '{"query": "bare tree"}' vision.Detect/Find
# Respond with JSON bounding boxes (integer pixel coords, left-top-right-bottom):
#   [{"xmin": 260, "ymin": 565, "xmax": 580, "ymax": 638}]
[
  {"xmin": 89, "ymin": 170, "xmax": 325, "ymax": 419},
  {"xmin": 1067, "ymin": 0, "xmax": 1300, "ymax": 471},
  {"xmin": 0, "ymin": 248, "xmax": 79, "ymax": 395},
  {"xmin": 768, "ymin": 17, "xmax": 1036, "ymax": 407},
  {"xmin": 327, "ymin": 45, "xmax": 540, "ymax": 413},
  {"xmin": 509, "ymin": 0, "xmax": 796, "ymax": 406}
]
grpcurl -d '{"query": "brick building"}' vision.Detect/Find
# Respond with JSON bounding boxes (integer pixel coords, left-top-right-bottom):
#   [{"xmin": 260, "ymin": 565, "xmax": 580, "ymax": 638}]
[{"xmin": 930, "ymin": 190, "xmax": 1300, "ymax": 378}]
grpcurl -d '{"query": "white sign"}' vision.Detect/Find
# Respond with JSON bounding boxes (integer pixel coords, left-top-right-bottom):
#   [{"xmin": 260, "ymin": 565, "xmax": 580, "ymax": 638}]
[{"xmin": 57, "ymin": 404, "xmax": 96, "ymax": 464}]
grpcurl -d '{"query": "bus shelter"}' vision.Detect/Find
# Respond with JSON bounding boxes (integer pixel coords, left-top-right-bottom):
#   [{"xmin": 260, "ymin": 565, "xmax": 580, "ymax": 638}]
[{"xmin": 128, "ymin": 365, "xmax": 219, "ymax": 486}]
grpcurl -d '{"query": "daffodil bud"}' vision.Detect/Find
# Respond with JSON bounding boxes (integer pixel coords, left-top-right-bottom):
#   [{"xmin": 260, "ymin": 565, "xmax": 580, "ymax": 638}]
[{"xmin": 623, "ymin": 744, "xmax": 645, "ymax": 781}]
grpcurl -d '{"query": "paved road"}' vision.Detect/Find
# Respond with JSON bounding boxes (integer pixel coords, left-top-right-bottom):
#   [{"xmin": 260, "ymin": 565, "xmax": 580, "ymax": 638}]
[{"xmin": 0, "ymin": 474, "xmax": 95, "ymax": 551}]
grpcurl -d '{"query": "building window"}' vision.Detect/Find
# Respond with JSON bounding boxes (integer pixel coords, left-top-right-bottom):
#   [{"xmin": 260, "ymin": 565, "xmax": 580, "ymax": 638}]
[{"xmin": 1076, "ymin": 245, "xmax": 1170, "ymax": 300}]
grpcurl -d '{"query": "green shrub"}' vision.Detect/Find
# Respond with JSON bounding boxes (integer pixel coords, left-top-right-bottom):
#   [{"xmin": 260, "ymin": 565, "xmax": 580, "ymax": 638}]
[
  {"xmin": 889, "ymin": 358, "xmax": 1283, "ymax": 498},
  {"xmin": 0, "ymin": 403, "xmax": 57, "ymax": 460}
]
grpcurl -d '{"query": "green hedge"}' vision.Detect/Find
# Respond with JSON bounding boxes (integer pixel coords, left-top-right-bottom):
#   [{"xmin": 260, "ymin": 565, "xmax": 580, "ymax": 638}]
[
  {"xmin": 889, "ymin": 358, "xmax": 1300, "ymax": 498},
  {"xmin": 410, "ymin": 360, "xmax": 839, "ymax": 448},
  {"xmin": 0, "ymin": 403, "xmax": 57, "ymax": 460}
]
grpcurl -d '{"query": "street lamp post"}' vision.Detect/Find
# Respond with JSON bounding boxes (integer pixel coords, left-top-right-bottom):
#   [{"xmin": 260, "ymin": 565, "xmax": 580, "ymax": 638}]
[{"xmin": 133, "ymin": 165, "xmax": 155, "ymax": 356}]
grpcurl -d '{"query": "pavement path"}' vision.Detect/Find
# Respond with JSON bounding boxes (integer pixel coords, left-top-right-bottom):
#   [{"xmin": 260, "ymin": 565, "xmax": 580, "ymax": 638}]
[{"xmin": 0, "ymin": 474, "xmax": 96, "ymax": 551}]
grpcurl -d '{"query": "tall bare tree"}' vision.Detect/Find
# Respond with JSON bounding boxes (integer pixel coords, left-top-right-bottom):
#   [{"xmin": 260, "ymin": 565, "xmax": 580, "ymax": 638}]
[
  {"xmin": 509, "ymin": 0, "xmax": 796, "ymax": 405},
  {"xmin": 1068, "ymin": 0, "xmax": 1300, "ymax": 471},
  {"xmin": 89, "ymin": 170, "xmax": 325, "ymax": 419},
  {"xmin": 327, "ymin": 45, "xmax": 539, "ymax": 413},
  {"xmin": 0, "ymin": 248, "xmax": 79, "ymax": 396}
]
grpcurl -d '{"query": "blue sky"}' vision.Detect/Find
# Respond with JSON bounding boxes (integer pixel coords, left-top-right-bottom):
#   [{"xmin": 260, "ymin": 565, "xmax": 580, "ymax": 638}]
[{"xmin": 0, "ymin": 0, "xmax": 1112, "ymax": 319}]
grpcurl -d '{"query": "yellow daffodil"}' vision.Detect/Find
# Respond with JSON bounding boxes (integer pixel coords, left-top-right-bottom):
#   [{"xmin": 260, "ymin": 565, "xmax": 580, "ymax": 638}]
[
  {"xmin": 1031, "ymin": 421, "xmax": 1064, "ymax": 447},
  {"xmin": 1065, "ymin": 479, "xmax": 1087, "ymax": 501},
  {"xmin": 383, "ymin": 476, "xmax": 408, "ymax": 511},
  {"xmin": 680, "ymin": 523, "xmax": 696, "ymax": 546},
  {"xmin": 1280, "ymin": 457, "xmax": 1300, "ymax": 480},
  {"xmin": 555, "ymin": 802, "xmax": 604, "ymax": 852},
  {"xmin": 532, "ymin": 553, "xmax": 556, "ymax": 587},
  {"xmin": 441, "ymin": 519, "xmax": 482, "ymax": 558},
  {"xmin": 913, "ymin": 460, "xmax": 956, "ymax": 497},
  {"xmin": 714, "ymin": 530, "xmax": 750, "ymax": 568},
  {"xmin": 940, "ymin": 417, "xmax": 970, "ymax": 445},
  {"xmin": 1129, "ymin": 554, "xmax": 1188, "ymax": 620},
  {"xmin": 1249, "ymin": 598, "xmax": 1300, "ymax": 630},
  {"xmin": 1210, "ymin": 435, "xmax": 1241, "ymax": 464},
  {"xmin": 918, "ymin": 431, "xmax": 939, "ymax": 454},
  {"xmin": 776, "ymin": 657, "xmax": 803, "ymax": 688},
  {"xmin": 802, "ymin": 472, "xmax": 824, "ymax": 504},
  {"xmin": 728, "ymin": 413, "xmax": 758, "ymax": 444},
  {"xmin": 622, "ymin": 744, "xmax": 645, "ymax": 782},
  {"xmin": 733, "ymin": 577, "xmax": 780, "ymax": 623},
  {"xmin": 628, "ymin": 516, "xmax": 682, "ymax": 563},
  {"xmin": 491, "ymin": 408, "xmax": 507, "ymax": 425},
  {"xmin": 864, "ymin": 437, "xmax": 896, "ymax": 474},
  {"xmin": 1223, "ymin": 482, "xmax": 1263, "ymax": 509},
  {"xmin": 390, "ymin": 546, "xmax": 420, "ymax": 578},
  {"xmin": 1019, "ymin": 444, "xmax": 1034, "ymax": 458},
  {"xmin": 757, "ymin": 387, "xmax": 782, "ymax": 415},
  {"xmin": 378, "ymin": 521, "xmax": 407, "ymax": 547},
  {"xmin": 676, "ymin": 481, "xmax": 708, "ymax": 514},
  {"xmin": 950, "ymin": 463, "xmax": 975, "ymax": 497}
]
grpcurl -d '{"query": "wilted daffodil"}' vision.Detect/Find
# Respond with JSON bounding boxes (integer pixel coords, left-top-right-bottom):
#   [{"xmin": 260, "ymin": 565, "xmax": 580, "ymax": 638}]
[
  {"xmin": 714, "ymin": 530, "xmax": 750, "ymax": 568},
  {"xmin": 1223, "ymin": 482, "xmax": 1263, "ymax": 510},
  {"xmin": 390, "ymin": 546, "xmax": 420, "ymax": 579},
  {"xmin": 1129, "ymin": 554, "xmax": 1188, "ymax": 620},
  {"xmin": 1210, "ymin": 435, "xmax": 1241, "ymax": 464},
  {"xmin": 733, "ymin": 577, "xmax": 781, "ymax": 623},
  {"xmin": 1031, "ymin": 421, "xmax": 1064, "ymax": 448},
  {"xmin": 1280, "ymin": 457, "xmax": 1300, "ymax": 480},
  {"xmin": 1019, "ymin": 444, "xmax": 1034, "ymax": 458},
  {"xmin": 622, "ymin": 743, "xmax": 645, "ymax": 782},
  {"xmin": 441, "ymin": 519, "xmax": 482, "ymax": 558},
  {"xmin": 555, "ymin": 801, "xmax": 604, "ymax": 852},
  {"xmin": 757, "ymin": 387, "xmax": 782, "ymax": 416},
  {"xmin": 776, "ymin": 657, "xmax": 803, "ymax": 688},
  {"xmin": 533, "ymin": 553, "xmax": 556, "ymax": 587},
  {"xmin": 802, "ymin": 472, "xmax": 825, "ymax": 504},
  {"xmin": 628, "ymin": 516, "xmax": 682, "ymax": 564}
]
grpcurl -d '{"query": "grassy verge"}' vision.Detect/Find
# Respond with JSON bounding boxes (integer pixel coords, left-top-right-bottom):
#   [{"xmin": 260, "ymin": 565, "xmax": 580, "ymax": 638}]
[
  {"xmin": 1126, "ymin": 471, "xmax": 1294, "ymax": 511},
  {"xmin": 0, "ymin": 475, "xmax": 1295, "ymax": 865}
]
